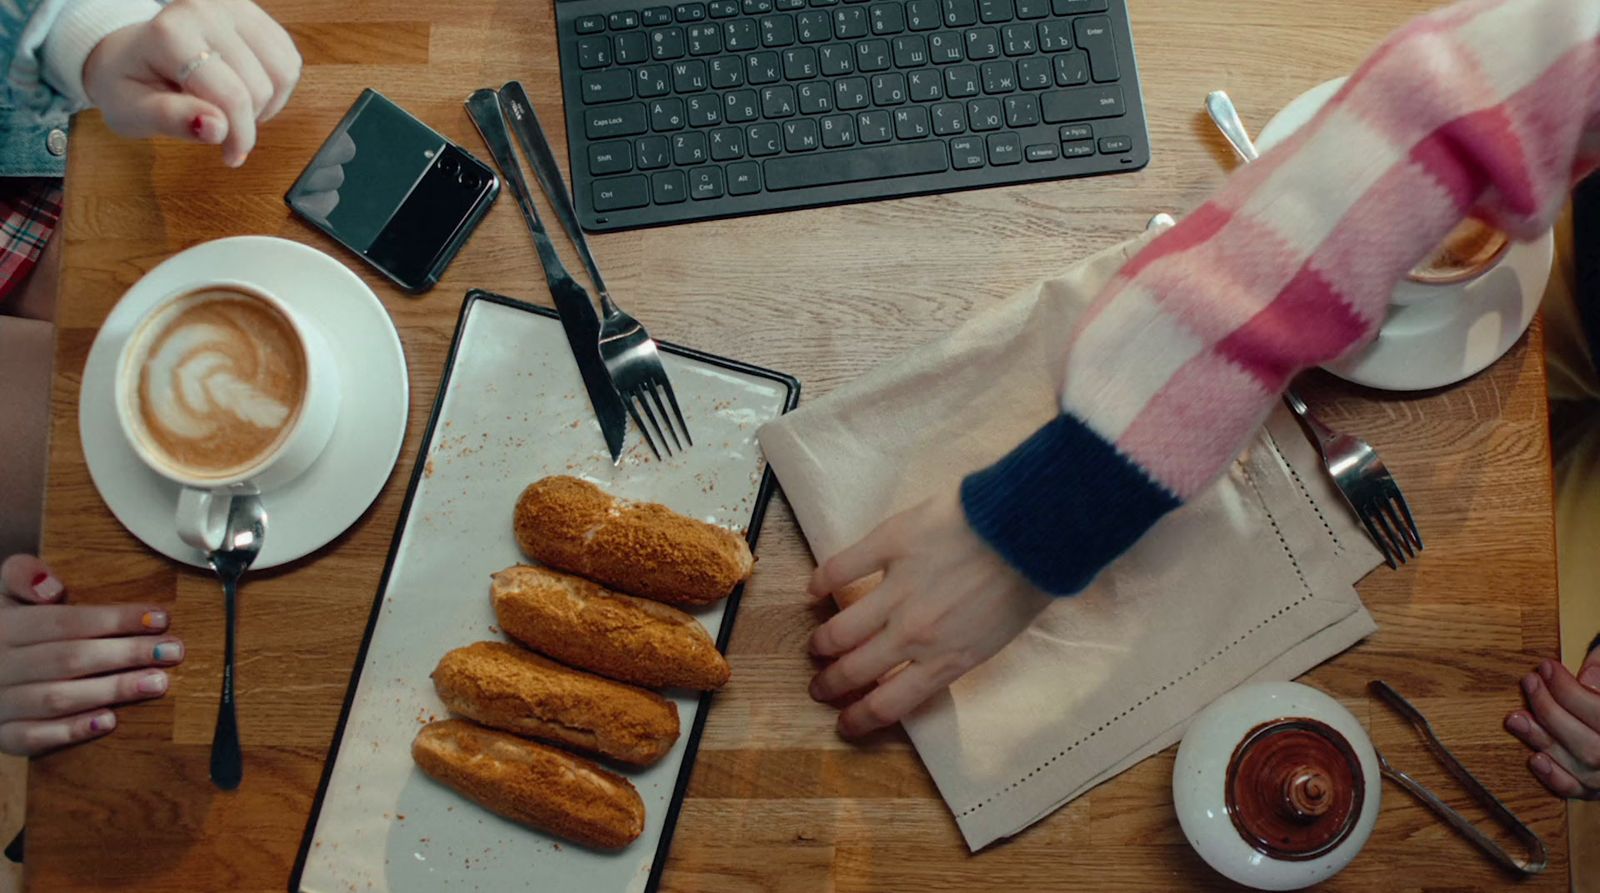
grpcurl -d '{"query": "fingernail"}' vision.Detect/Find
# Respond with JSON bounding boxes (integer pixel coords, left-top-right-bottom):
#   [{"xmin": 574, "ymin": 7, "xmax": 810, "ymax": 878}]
[
  {"xmin": 153, "ymin": 642, "xmax": 183, "ymax": 662},
  {"xmin": 1522, "ymin": 674, "xmax": 1539, "ymax": 696},
  {"xmin": 1580, "ymin": 667, "xmax": 1600, "ymax": 691},
  {"xmin": 190, "ymin": 114, "xmax": 205, "ymax": 138},
  {"xmin": 1531, "ymin": 753, "xmax": 1553, "ymax": 774},
  {"xmin": 1538, "ymin": 660, "xmax": 1555, "ymax": 681},
  {"xmin": 809, "ymin": 679, "xmax": 824, "ymax": 701},
  {"xmin": 31, "ymin": 572, "xmax": 63, "ymax": 602},
  {"xmin": 141, "ymin": 611, "xmax": 168, "ymax": 631},
  {"xmin": 137, "ymin": 672, "xmax": 168, "ymax": 695},
  {"xmin": 89, "ymin": 713, "xmax": 115, "ymax": 734},
  {"xmin": 1507, "ymin": 714, "xmax": 1529, "ymax": 734}
]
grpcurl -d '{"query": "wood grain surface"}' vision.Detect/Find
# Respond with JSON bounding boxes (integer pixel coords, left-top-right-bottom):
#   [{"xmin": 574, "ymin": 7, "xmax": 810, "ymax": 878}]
[{"xmin": 31, "ymin": 0, "xmax": 1571, "ymax": 889}]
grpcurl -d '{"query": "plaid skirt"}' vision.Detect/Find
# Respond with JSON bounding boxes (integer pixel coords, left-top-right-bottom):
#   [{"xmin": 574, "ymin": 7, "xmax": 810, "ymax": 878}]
[{"xmin": 0, "ymin": 177, "xmax": 61, "ymax": 307}]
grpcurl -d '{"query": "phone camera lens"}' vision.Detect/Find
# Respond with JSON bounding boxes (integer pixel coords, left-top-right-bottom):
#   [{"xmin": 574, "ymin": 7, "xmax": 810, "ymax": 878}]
[
  {"xmin": 439, "ymin": 155, "xmax": 461, "ymax": 176},
  {"xmin": 459, "ymin": 170, "xmax": 482, "ymax": 190}
]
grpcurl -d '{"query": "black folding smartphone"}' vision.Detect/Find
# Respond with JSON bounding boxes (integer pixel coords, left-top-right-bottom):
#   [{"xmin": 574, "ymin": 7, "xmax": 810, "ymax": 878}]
[{"xmin": 285, "ymin": 89, "xmax": 499, "ymax": 293}]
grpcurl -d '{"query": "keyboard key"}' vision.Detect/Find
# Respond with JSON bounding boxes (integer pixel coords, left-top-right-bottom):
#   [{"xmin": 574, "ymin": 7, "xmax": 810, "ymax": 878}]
[
  {"xmin": 965, "ymin": 27, "xmax": 998, "ymax": 59},
  {"xmin": 981, "ymin": 60, "xmax": 1015, "ymax": 93},
  {"xmin": 643, "ymin": 6, "xmax": 674, "ymax": 24},
  {"xmin": 967, "ymin": 97, "xmax": 1002, "ymax": 130},
  {"xmin": 1058, "ymin": 123, "xmax": 1092, "ymax": 141},
  {"xmin": 587, "ymin": 102, "xmax": 648, "ymax": 138},
  {"xmin": 1017, "ymin": 57, "xmax": 1051, "ymax": 89},
  {"xmin": 798, "ymin": 81, "xmax": 835, "ymax": 112},
  {"xmin": 761, "ymin": 14, "xmax": 796, "ymax": 45},
  {"xmin": 743, "ymin": 0, "xmax": 774, "ymax": 11},
  {"xmin": 636, "ymin": 135, "xmax": 671, "ymax": 168},
  {"xmin": 783, "ymin": 46, "xmax": 819, "ymax": 78},
  {"xmin": 594, "ymin": 175, "xmax": 651, "ymax": 210},
  {"xmin": 652, "ymin": 27, "xmax": 686, "ymax": 59},
  {"xmin": 761, "ymin": 84, "xmax": 798, "ymax": 116},
  {"xmin": 747, "ymin": 50, "xmax": 781, "ymax": 82},
  {"xmin": 1098, "ymin": 134, "xmax": 1131, "ymax": 153},
  {"xmin": 1004, "ymin": 94, "xmax": 1038, "ymax": 126},
  {"xmin": 725, "ymin": 19, "xmax": 759, "ymax": 49},
  {"xmin": 871, "ymin": 3, "xmax": 905, "ymax": 35},
  {"xmin": 928, "ymin": 31, "xmax": 963, "ymax": 62},
  {"xmin": 944, "ymin": 64, "xmax": 979, "ymax": 96},
  {"xmin": 1073, "ymin": 16, "xmax": 1117, "ymax": 81},
  {"xmin": 611, "ymin": 10, "xmax": 641, "ymax": 28},
  {"xmin": 819, "ymin": 44, "xmax": 855, "ymax": 74},
  {"xmin": 1041, "ymin": 84, "xmax": 1123, "ymax": 121},
  {"xmin": 834, "ymin": 6, "xmax": 868, "ymax": 37},
  {"xmin": 1053, "ymin": 0, "xmax": 1105, "ymax": 11},
  {"xmin": 796, "ymin": 10, "xmax": 831, "ymax": 41},
  {"xmin": 653, "ymin": 170, "xmax": 688, "ymax": 203},
  {"xmin": 577, "ymin": 14, "xmax": 606, "ymax": 33},
  {"xmin": 710, "ymin": 126, "xmax": 747, "ymax": 158},
  {"xmin": 893, "ymin": 35, "xmax": 929, "ymax": 66},
  {"xmin": 589, "ymin": 140, "xmax": 634, "ymax": 174},
  {"xmin": 709, "ymin": 0, "xmax": 740, "ymax": 16},
  {"xmin": 893, "ymin": 105, "xmax": 931, "ymax": 138},
  {"xmin": 583, "ymin": 70, "xmax": 633, "ymax": 103},
  {"xmin": 783, "ymin": 117, "xmax": 820, "ymax": 150},
  {"xmin": 907, "ymin": 69, "xmax": 943, "ymax": 100},
  {"xmin": 906, "ymin": 0, "xmax": 941, "ymax": 30},
  {"xmin": 690, "ymin": 166, "xmax": 726, "ymax": 198},
  {"xmin": 676, "ymin": 2, "xmax": 707, "ymax": 20},
  {"xmin": 687, "ymin": 94, "xmax": 723, "ymax": 125},
  {"xmin": 1015, "ymin": 0, "xmax": 1047, "ymax": 15},
  {"xmin": 810, "ymin": 0, "xmax": 841, "ymax": 6},
  {"xmin": 1002, "ymin": 23, "xmax": 1036, "ymax": 55},
  {"xmin": 615, "ymin": 31, "xmax": 650, "ymax": 63},
  {"xmin": 857, "ymin": 109, "xmax": 892, "ymax": 142},
  {"xmin": 578, "ymin": 36, "xmax": 612, "ymax": 68},
  {"xmin": 1026, "ymin": 142, "xmax": 1058, "ymax": 161},
  {"xmin": 871, "ymin": 72, "xmax": 908, "ymax": 104},
  {"xmin": 987, "ymin": 132, "xmax": 1021, "ymax": 164},
  {"xmin": 931, "ymin": 101, "xmax": 966, "ymax": 134},
  {"xmin": 727, "ymin": 161, "xmax": 762, "ymax": 193},
  {"xmin": 650, "ymin": 99, "xmax": 686, "ymax": 131},
  {"xmin": 950, "ymin": 135, "xmax": 984, "ymax": 168},
  {"xmin": 710, "ymin": 55, "xmax": 744, "ymax": 87},
  {"xmin": 778, "ymin": 0, "xmax": 806, "ymax": 8},
  {"xmin": 1037, "ymin": 20, "xmax": 1071, "ymax": 51},
  {"xmin": 821, "ymin": 113, "xmax": 858, "ymax": 146},
  {"xmin": 1053, "ymin": 51, "xmax": 1087, "ymax": 85},
  {"xmin": 674, "ymin": 131, "xmax": 710, "ymax": 163},
  {"xmin": 764, "ymin": 140, "xmax": 948, "ymax": 189},
  {"xmin": 687, "ymin": 23, "xmax": 722, "ymax": 53},
  {"xmin": 724, "ymin": 89, "xmax": 760, "ymax": 120},
  {"xmin": 835, "ymin": 76, "xmax": 870, "ymax": 108},
  {"xmin": 673, "ymin": 60, "xmax": 710, "ymax": 91},
  {"xmin": 942, "ymin": 0, "xmax": 977, "ymax": 27},
  {"xmin": 979, "ymin": 0, "xmax": 1013, "ymax": 23},
  {"xmin": 856, "ymin": 38, "xmax": 891, "ymax": 71},
  {"xmin": 747, "ymin": 122, "xmax": 783, "ymax": 154},
  {"xmin": 1060, "ymin": 138, "xmax": 1094, "ymax": 157}
]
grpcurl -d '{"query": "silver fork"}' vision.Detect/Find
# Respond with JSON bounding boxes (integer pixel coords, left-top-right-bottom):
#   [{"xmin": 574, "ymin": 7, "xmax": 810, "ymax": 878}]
[
  {"xmin": 1283, "ymin": 391, "xmax": 1422, "ymax": 568},
  {"xmin": 205, "ymin": 493, "xmax": 267, "ymax": 790}
]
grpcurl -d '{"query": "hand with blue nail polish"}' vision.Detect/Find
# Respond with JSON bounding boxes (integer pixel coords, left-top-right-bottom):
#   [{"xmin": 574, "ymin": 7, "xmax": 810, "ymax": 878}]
[
  {"xmin": 0, "ymin": 554, "xmax": 184, "ymax": 755},
  {"xmin": 1504, "ymin": 643, "xmax": 1600, "ymax": 800}
]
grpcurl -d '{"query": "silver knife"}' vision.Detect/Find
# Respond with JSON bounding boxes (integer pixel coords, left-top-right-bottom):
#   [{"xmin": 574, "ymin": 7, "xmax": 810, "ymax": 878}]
[{"xmin": 464, "ymin": 89, "xmax": 628, "ymax": 464}]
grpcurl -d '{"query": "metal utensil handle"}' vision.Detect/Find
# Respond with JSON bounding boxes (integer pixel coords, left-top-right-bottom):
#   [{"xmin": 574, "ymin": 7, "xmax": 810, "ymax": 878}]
[
  {"xmin": 210, "ymin": 577, "xmax": 242, "ymax": 790},
  {"xmin": 1205, "ymin": 90, "xmax": 1260, "ymax": 163},
  {"xmin": 1282, "ymin": 389, "xmax": 1337, "ymax": 450},
  {"xmin": 1369, "ymin": 680, "xmax": 1548, "ymax": 875},
  {"xmin": 498, "ymin": 81, "xmax": 609, "ymax": 298},
  {"xmin": 463, "ymin": 90, "xmax": 578, "ymax": 291}
]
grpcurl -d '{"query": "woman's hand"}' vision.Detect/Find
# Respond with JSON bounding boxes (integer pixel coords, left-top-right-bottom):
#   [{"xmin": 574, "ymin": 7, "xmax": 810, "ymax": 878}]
[
  {"xmin": 807, "ymin": 490, "xmax": 1051, "ymax": 738},
  {"xmin": 1504, "ymin": 649, "xmax": 1600, "ymax": 799},
  {"xmin": 0, "ymin": 555, "xmax": 184, "ymax": 756},
  {"xmin": 82, "ymin": 0, "xmax": 302, "ymax": 167}
]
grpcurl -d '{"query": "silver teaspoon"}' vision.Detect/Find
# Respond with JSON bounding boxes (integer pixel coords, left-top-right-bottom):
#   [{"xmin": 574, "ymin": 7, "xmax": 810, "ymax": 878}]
[
  {"xmin": 1205, "ymin": 90, "xmax": 1260, "ymax": 163},
  {"xmin": 206, "ymin": 493, "xmax": 266, "ymax": 790}
]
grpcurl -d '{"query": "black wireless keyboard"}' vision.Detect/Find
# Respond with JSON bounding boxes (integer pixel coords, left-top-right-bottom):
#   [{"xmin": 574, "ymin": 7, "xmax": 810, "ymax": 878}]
[{"xmin": 555, "ymin": 0, "xmax": 1149, "ymax": 232}]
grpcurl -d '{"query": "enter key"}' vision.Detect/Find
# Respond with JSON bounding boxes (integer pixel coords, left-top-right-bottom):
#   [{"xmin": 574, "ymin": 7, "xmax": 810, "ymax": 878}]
[{"xmin": 1073, "ymin": 15, "xmax": 1118, "ymax": 82}]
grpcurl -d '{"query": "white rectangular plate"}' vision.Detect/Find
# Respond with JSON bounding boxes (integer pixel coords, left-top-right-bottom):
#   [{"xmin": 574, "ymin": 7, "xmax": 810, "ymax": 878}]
[{"xmin": 293, "ymin": 291, "xmax": 797, "ymax": 893}]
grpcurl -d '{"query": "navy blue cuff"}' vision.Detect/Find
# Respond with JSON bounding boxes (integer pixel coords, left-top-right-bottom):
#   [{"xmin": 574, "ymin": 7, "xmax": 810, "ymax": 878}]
[{"xmin": 960, "ymin": 414, "xmax": 1181, "ymax": 595}]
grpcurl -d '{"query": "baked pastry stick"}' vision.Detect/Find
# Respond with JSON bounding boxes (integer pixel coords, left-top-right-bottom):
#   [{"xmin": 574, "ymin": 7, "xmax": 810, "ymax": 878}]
[
  {"xmin": 412, "ymin": 719, "xmax": 645, "ymax": 850},
  {"xmin": 432, "ymin": 641, "xmax": 680, "ymax": 766},
  {"xmin": 492, "ymin": 565, "xmax": 731, "ymax": 690},
  {"xmin": 514, "ymin": 476, "xmax": 753, "ymax": 607}
]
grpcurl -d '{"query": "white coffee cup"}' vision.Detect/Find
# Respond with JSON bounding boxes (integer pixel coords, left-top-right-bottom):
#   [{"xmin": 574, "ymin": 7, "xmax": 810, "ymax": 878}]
[{"xmin": 114, "ymin": 280, "xmax": 341, "ymax": 552}]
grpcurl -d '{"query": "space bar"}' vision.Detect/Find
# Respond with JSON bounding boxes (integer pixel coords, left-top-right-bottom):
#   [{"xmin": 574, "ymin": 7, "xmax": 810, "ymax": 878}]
[{"xmin": 764, "ymin": 143, "xmax": 950, "ymax": 191}]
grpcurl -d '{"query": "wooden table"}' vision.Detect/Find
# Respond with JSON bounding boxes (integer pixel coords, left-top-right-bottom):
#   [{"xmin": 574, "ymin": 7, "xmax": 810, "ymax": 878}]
[{"xmin": 32, "ymin": 0, "xmax": 1569, "ymax": 889}]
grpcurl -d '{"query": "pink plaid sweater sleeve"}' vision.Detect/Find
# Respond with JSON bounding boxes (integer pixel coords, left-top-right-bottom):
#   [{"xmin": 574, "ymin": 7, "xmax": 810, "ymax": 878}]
[{"xmin": 961, "ymin": 0, "xmax": 1600, "ymax": 594}]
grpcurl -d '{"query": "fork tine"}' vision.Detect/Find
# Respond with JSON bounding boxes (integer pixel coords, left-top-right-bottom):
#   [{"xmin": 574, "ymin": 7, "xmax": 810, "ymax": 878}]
[
  {"xmin": 1378, "ymin": 499, "xmax": 1416, "ymax": 559},
  {"xmin": 1392, "ymin": 489, "xmax": 1423, "ymax": 550},
  {"xmin": 645, "ymin": 380, "xmax": 682, "ymax": 452},
  {"xmin": 1369, "ymin": 503, "xmax": 1409, "ymax": 565},
  {"xmin": 624, "ymin": 399, "xmax": 662, "ymax": 460},
  {"xmin": 634, "ymin": 392, "xmax": 673, "ymax": 458},
  {"xmin": 659, "ymin": 377, "xmax": 692, "ymax": 446},
  {"xmin": 1357, "ymin": 507, "xmax": 1399, "ymax": 569}
]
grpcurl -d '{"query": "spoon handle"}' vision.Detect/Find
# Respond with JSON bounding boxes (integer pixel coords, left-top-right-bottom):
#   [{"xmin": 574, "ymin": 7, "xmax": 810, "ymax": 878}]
[{"xmin": 210, "ymin": 577, "xmax": 243, "ymax": 790}]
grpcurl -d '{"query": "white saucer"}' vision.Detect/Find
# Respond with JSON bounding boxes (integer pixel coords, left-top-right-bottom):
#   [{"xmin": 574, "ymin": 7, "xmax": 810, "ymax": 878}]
[
  {"xmin": 80, "ymin": 236, "xmax": 409, "ymax": 570},
  {"xmin": 1256, "ymin": 78, "xmax": 1555, "ymax": 392}
]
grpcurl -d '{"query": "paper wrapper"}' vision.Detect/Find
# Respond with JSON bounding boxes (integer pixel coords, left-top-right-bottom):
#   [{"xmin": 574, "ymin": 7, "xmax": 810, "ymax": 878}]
[{"xmin": 757, "ymin": 232, "xmax": 1383, "ymax": 850}]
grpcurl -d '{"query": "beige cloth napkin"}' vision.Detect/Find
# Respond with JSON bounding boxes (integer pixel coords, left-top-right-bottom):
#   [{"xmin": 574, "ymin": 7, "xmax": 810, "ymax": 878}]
[{"xmin": 757, "ymin": 232, "xmax": 1383, "ymax": 851}]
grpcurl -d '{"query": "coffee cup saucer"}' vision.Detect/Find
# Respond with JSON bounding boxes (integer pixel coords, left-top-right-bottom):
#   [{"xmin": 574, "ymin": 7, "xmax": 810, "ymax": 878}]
[
  {"xmin": 79, "ymin": 236, "xmax": 409, "ymax": 570},
  {"xmin": 1256, "ymin": 78, "xmax": 1555, "ymax": 392}
]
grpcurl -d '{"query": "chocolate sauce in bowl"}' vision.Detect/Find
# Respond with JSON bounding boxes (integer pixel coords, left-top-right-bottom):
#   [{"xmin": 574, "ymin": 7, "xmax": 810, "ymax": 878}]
[{"xmin": 1224, "ymin": 718, "xmax": 1365, "ymax": 861}]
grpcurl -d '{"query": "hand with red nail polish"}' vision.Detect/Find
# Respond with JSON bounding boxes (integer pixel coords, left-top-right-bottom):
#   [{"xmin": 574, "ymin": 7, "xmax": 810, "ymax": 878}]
[
  {"xmin": 1503, "ymin": 644, "xmax": 1600, "ymax": 800},
  {"xmin": 0, "ymin": 554, "xmax": 183, "ymax": 756},
  {"xmin": 80, "ymin": 0, "xmax": 301, "ymax": 167}
]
